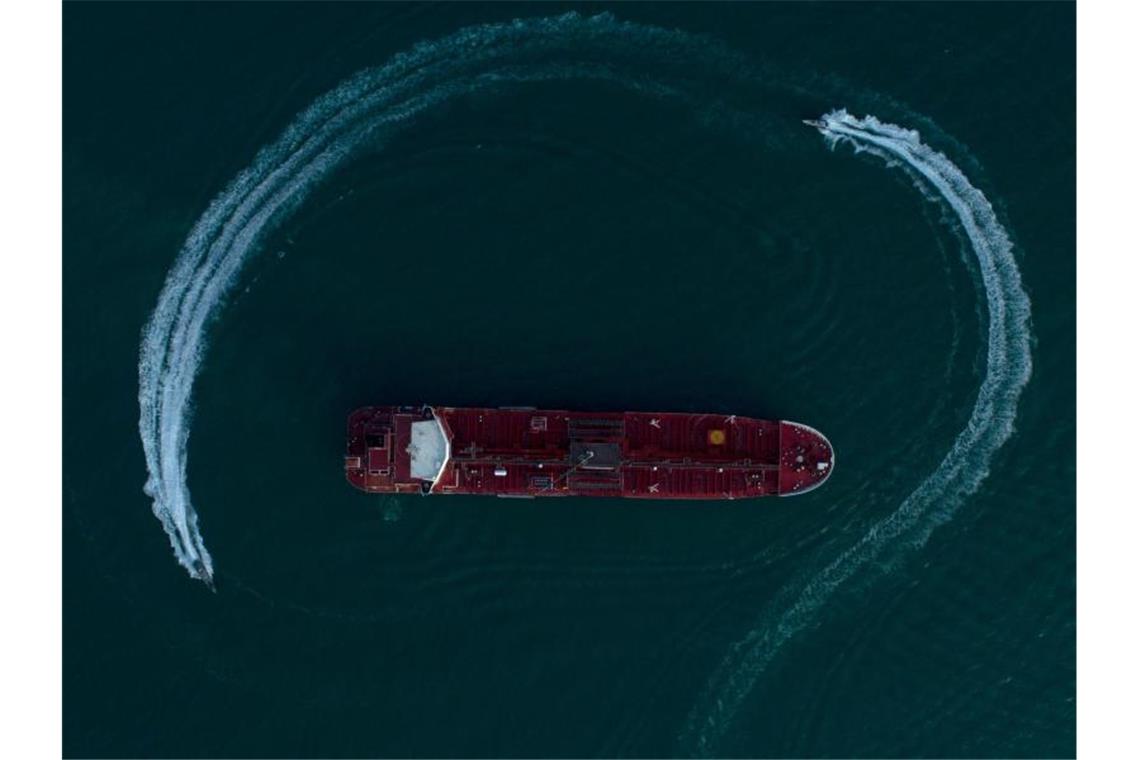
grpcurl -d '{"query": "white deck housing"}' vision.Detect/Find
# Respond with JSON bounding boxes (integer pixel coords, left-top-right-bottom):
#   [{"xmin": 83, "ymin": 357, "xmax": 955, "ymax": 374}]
[{"xmin": 408, "ymin": 416, "xmax": 450, "ymax": 482}]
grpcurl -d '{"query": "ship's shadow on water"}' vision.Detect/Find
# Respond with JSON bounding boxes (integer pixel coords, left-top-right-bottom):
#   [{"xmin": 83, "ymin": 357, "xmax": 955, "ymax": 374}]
[{"xmin": 69, "ymin": 6, "xmax": 1067, "ymax": 757}]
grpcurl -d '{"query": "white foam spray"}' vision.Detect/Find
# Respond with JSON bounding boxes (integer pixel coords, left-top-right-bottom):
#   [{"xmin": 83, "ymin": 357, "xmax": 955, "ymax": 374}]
[
  {"xmin": 136, "ymin": 12, "xmax": 744, "ymax": 586},
  {"xmin": 679, "ymin": 109, "xmax": 1033, "ymax": 754},
  {"xmin": 138, "ymin": 17, "xmax": 1031, "ymax": 751}
]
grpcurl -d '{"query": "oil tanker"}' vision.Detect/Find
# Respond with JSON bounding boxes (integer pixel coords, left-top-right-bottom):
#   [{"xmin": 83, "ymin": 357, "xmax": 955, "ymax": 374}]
[{"xmin": 345, "ymin": 406, "xmax": 833, "ymax": 499}]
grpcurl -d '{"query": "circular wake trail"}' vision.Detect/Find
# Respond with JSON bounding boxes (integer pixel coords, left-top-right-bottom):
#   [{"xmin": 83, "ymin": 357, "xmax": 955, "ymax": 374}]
[
  {"xmin": 137, "ymin": 14, "xmax": 1031, "ymax": 751},
  {"xmin": 679, "ymin": 109, "xmax": 1033, "ymax": 755},
  {"xmin": 136, "ymin": 12, "xmax": 744, "ymax": 585}
]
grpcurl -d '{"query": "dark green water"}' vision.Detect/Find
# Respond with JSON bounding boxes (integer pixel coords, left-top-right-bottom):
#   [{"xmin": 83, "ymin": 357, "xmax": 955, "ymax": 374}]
[{"xmin": 64, "ymin": 3, "xmax": 1074, "ymax": 757}]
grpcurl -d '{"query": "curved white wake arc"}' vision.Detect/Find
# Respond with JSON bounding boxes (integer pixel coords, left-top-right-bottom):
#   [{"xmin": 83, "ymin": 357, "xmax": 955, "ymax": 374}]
[
  {"xmin": 680, "ymin": 110, "xmax": 1032, "ymax": 755},
  {"xmin": 135, "ymin": 12, "xmax": 742, "ymax": 586}
]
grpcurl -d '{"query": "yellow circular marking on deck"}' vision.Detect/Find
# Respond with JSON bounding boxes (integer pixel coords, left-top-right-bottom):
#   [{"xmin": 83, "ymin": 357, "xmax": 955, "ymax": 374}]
[{"xmin": 708, "ymin": 429, "xmax": 726, "ymax": 445}]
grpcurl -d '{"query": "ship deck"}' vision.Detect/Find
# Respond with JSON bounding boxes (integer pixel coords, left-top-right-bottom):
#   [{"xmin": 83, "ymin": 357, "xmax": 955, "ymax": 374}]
[{"xmin": 346, "ymin": 406, "xmax": 833, "ymax": 499}]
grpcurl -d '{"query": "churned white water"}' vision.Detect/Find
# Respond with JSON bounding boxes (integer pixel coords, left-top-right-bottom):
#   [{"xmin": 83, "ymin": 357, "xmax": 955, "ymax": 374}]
[
  {"xmin": 137, "ymin": 12, "xmax": 694, "ymax": 584},
  {"xmin": 679, "ymin": 110, "xmax": 1033, "ymax": 755},
  {"xmin": 136, "ymin": 15, "xmax": 1031, "ymax": 753}
]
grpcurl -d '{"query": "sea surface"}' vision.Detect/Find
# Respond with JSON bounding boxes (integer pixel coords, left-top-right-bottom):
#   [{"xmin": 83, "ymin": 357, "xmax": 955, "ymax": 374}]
[{"xmin": 63, "ymin": 3, "xmax": 1075, "ymax": 757}]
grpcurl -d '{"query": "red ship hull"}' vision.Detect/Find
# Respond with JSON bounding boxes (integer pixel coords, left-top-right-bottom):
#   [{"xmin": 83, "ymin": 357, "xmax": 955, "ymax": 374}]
[{"xmin": 345, "ymin": 406, "xmax": 834, "ymax": 499}]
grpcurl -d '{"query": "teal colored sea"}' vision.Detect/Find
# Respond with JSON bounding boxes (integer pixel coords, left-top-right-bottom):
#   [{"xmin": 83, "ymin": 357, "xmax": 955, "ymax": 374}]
[{"xmin": 64, "ymin": 3, "xmax": 1074, "ymax": 757}]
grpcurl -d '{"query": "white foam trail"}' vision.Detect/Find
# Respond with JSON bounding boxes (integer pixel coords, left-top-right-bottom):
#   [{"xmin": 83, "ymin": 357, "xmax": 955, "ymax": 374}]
[
  {"xmin": 137, "ymin": 12, "xmax": 737, "ymax": 585},
  {"xmin": 137, "ymin": 18, "xmax": 1032, "ymax": 751},
  {"xmin": 680, "ymin": 110, "xmax": 1033, "ymax": 755}
]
